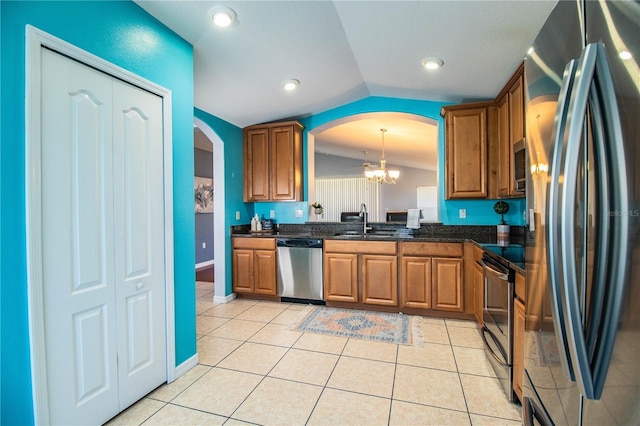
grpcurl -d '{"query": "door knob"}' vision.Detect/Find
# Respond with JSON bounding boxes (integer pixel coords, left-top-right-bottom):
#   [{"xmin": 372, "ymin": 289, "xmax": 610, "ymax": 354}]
[{"xmin": 136, "ymin": 282, "xmax": 143, "ymax": 291}]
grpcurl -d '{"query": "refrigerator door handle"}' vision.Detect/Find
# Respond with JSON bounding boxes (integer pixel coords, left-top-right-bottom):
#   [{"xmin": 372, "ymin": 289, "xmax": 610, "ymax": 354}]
[
  {"xmin": 590, "ymin": 42, "xmax": 629, "ymax": 399},
  {"xmin": 546, "ymin": 58, "xmax": 579, "ymax": 382},
  {"xmin": 560, "ymin": 42, "xmax": 630, "ymax": 400}
]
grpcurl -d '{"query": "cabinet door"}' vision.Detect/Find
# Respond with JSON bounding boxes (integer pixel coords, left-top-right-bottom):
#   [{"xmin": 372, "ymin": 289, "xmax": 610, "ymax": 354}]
[
  {"xmin": 508, "ymin": 74, "xmax": 525, "ymax": 145},
  {"xmin": 254, "ymin": 250, "xmax": 277, "ymax": 295},
  {"xmin": 496, "ymin": 95, "xmax": 512, "ymax": 197},
  {"xmin": 432, "ymin": 257, "xmax": 464, "ymax": 312},
  {"xmin": 324, "ymin": 253, "xmax": 358, "ymax": 303},
  {"xmin": 474, "ymin": 261, "xmax": 484, "ymax": 324},
  {"xmin": 233, "ymin": 249, "xmax": 254, "ymax": 293},
  {"xmin": 244, "ymin": 128, "xmax": 270, "ymax": 201},
  {"xmin": 270, "ymin": 125, "xmax": 298, "ymax": 201},
  {"xmin": 361, "ymin": 255, "xmax": 398, "ymax": 306},
  {"xmin": 445, "ymin": 107, "xmax": 488, "ymax": 198},
  {"xmin": 401, "ymin": 256, "xmax": 432, "ymax": 309},
  {"xmin": 513, "ymin": 298, "xmax": 526, "ymax": 402}
]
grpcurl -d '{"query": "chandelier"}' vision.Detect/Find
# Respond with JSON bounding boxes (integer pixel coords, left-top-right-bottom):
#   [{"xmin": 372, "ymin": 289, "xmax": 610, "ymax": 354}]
[{"xmin": 365, "ymin": 128, "xmax": 400, "ymax": 184}]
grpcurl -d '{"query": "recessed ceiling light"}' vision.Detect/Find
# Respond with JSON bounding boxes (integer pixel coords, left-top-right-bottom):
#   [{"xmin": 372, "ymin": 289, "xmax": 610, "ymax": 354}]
[
  {"xmin": 619, "ymin": 50, "xmax": 632, "ymax": 60},
  {"xmin": 282, "ymin": 79, "xmax": 300, "ymax": 91},
  {"xmin": 208, "ymin": 6, "xmax": 236, "ymax": 28},
  {"xmin": 421, "ymin": 58, "xmax": 444, "ymax": 70}
]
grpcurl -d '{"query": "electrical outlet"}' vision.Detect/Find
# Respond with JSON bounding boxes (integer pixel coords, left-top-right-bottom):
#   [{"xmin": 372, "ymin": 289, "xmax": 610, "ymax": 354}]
[
  {"xmin": 270, "ymin": 210, "xmax": 275, "ymax": 218},
  {"xmin": 202, "ymin": 242, "xmax": 206, "ymax": 249},
  {"xmin": 459, "ymin": 209, "xmax": 467, "ymax": 219},
  {"xmin": 295, "ymin": 209, "xmax": 303, "ymax": 218},
  {"xmin": 235, "ymin": 211, "xmax": 240, "ymax": 220}
]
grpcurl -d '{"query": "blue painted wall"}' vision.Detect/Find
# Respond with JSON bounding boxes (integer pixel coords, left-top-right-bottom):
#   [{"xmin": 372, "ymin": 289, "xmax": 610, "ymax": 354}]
[
  {"xmin": 193, "ymin": 108, "xmax": 246, "ymax": 296},
  {"xmin": 1, "ymin": 2, "xmax": 195, "ymax": 424},
  {"xmin": 255, "ymin": 96, "xmax": 526, "ymax": 226}
]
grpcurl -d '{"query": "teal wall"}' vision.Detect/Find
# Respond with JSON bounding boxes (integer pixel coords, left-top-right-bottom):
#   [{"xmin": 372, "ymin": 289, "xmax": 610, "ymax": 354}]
[
  {"xmin": 193, "ymin": 108, "xmax": 246, "ymax": 297},
  {"xmin": 0, "ymin": 2, "xmax": 195, "ymax": 424},
  {"xmin": 254, "ymin": 96, "xmax": 526, "ymax": 226}
]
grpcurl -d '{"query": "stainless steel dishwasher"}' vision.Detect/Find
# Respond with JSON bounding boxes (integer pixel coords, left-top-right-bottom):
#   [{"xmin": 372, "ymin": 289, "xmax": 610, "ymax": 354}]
[{"xmin": 276, "ymin": 238, "xmax": 324, "ymax": 303}]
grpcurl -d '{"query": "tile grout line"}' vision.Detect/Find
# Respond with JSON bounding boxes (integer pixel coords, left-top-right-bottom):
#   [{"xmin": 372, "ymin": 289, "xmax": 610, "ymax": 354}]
[
  {"xmin": 301, "ymin": 332, "xmax": 350, "ymax": 425},
  {"xmin": 225, "ymin": 304, "xmax": 312, "ymax": 424}
]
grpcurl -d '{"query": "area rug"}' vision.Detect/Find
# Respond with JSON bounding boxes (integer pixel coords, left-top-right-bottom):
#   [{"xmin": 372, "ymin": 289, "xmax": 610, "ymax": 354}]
[{"xmin": 292, "ymin": 306, "xmax": 420, "ymax": 345}]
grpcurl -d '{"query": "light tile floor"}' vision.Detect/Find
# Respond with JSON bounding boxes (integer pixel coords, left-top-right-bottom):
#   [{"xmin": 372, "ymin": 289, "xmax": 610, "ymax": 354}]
[{"xmin": 107, "ymin": 281, "xmax": 522, "ymax": 425}]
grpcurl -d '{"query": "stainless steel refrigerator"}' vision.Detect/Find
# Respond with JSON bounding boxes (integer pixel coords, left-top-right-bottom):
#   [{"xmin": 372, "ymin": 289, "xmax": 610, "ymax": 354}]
[{"xmin": 523, "ymin": 0, "xmax": 639, "ymax": 424}]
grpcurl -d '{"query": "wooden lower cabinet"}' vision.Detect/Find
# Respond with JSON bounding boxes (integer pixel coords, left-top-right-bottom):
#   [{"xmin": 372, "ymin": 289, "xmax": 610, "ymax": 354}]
[
  {"xmin": 513, "ymin": 298, "xmax": 526, "ymax": 402},
  {"xmin": 323, "ymin": 253, "xmax": 358, "ymax": 303},
  {"xmin": 473, "ymin": 260, "xmax": 484, "ymax": 324},
  {"xmin": 361, "ymin": 255, "xmax": 398, "ymax": 306},
  {"xmin": 323, "ymin": 240, "xmax": 398, "ymax": 306},
  {"xmin": 400, "ymin": 242, "xmax": 464, "ymax": 313},
  {"xmin": 232, "ymin": 249, "xmax": 255, "ymax": 293},
  {"xmin": 401, "ymin": 256, "xmax": 432, "ymax": 309},
  {"xmin": 232, "ymin": 237, "xmax": 277, "ymax": 296},
  {"xmin": 431, "ymin": 258, "xmax": 464, "ymax": 312}
]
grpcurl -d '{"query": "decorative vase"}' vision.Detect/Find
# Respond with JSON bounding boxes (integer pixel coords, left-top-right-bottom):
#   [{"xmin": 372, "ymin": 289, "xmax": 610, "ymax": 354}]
[
  {"xmin": 314, "ymin": 207, "xmax": 323, "ymax": 221},
  {"xmin": 497, "ymin": 224, "xmax": 510, "ymax": 247}
]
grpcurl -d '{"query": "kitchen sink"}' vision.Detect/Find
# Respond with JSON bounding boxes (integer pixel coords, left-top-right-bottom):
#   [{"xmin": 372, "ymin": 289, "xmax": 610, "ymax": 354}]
[{"xmin": 333, "ymin": 233, "xmax": 397, "ymax": 239}]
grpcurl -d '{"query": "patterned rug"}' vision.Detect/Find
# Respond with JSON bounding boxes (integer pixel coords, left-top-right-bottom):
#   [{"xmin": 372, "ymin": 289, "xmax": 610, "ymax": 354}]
[{"xmin": 292, "ymin": 306, "xmax": 419, "ymax": 345}]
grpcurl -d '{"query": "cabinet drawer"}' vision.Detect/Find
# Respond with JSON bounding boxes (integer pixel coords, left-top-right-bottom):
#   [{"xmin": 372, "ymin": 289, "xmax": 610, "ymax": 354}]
[
  {"xmin": 324, "ymin": 240, "xmax": 397, "ymax": 255},
  {"xmin": 473, "ymin": 245, "xmax": 484, "ymax": 263},
  {"xmin": 232, "ymin": 237, "xmax": 276, "ymax": 250},
  {"xmin": 400, "ymin": 242, "xmax": 463, "ymax": 257}
]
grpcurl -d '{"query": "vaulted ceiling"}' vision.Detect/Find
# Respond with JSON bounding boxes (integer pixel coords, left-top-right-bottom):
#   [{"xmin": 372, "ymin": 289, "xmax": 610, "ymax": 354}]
[{"xmin": 136, "ymin": 1, "xmax": 557, "ymax": 169}]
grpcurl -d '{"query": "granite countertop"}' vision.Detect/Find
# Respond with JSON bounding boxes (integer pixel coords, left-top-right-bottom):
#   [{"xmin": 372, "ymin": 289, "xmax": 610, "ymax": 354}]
[
  {"xmin": 232, "ymin": 231, "xmax": 467, "ymax": 243},
  {"xmin": 231, "ymin": 223, "xmax": 526, "ymax": 272}
]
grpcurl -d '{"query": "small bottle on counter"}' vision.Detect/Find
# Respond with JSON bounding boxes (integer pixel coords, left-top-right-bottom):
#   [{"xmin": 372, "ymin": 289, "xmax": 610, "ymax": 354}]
[
  {"xmin": 250, "ymin": 215, "xmax": 257, "ymax": 231},
  {"xmin": 256, "ymin": 214, "xmax": 262, "ymax": 231}
]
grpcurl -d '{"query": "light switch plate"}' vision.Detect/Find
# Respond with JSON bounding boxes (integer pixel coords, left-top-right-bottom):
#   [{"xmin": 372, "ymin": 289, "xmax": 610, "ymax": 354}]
[
  {"xmin": 270, "ymin": 210, "xmax": 275, "ymax": 218},
  {"xmin": 235, "ymin": 211, "xmax": 240, "ymax": 220},
  {"xmin": 295, "ymin": 209, "xmax": 303, "ymax": 218},
  {"xmin": 459, "ymin": 209, "xmax": 466, "ymax": 219}
]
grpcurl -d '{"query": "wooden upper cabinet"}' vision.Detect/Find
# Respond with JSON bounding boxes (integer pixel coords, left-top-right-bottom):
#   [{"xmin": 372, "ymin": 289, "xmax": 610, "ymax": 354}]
[
  {"xmin": 442, "ymin": 103, "xmax": 490, "ymax": 199},
  {"xmin": 494, "ymin": 63, "xmax": 525, "ymax": 198},
  {"xmin": 243, "ymin": 121, "xmax": 303, "ymax": 202},
  {"xmin": 497, "ymin": 95, "xmax": 511, "ymax": 197},
  {"xmin": 509, "ymin": 72, "xmax": 525, "ymax": 146},
  {"xmin": 244, "ymin": 128, "xmax": 270, "ymax": 201}
]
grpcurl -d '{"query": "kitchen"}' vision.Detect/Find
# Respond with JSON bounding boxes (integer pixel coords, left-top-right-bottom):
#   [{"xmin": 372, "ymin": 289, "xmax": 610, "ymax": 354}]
[{"xmin": 2, "ymin": 1, "xmax": 638, "ymax": 425}]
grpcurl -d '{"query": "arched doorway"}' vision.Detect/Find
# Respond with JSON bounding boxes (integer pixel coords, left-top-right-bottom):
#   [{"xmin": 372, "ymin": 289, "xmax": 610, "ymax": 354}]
[{"xmin": 194, "ymin": 118, "xmax": 226, "ymax": 302}]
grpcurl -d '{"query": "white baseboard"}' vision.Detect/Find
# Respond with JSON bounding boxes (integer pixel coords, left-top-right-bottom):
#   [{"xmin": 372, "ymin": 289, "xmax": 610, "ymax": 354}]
[
  {"xmin": 214, "ymin": 293, "xmax": 236, "ymax": 304},
  {"xmin": 195, "ymin": 259, "xmax": 214, "ymax": 270},
  {"xmin": 171, "ymin": 353, "xmax": 199, "ymax": 383}
]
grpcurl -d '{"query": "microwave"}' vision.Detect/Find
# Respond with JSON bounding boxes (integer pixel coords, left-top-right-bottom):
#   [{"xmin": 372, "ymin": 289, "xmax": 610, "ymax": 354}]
[{"xmin": 513, "ymin": 139, "xmax": 526, "ymax": 192}]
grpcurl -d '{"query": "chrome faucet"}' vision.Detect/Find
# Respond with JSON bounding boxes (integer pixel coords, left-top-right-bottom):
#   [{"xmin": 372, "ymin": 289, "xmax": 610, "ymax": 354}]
[{"xmin": 359, "ymin": 203, "xmax": 372, "ymax": 234}]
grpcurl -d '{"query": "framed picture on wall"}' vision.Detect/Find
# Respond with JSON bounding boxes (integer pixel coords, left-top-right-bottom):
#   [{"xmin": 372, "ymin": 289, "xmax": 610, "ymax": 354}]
[{"xmin": 194, "ymin": 176, "xmax": 213, "ymax": 213}]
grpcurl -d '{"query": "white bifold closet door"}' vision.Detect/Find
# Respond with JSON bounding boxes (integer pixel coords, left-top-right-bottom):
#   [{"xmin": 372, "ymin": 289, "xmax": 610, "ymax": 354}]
[{"xmin": 40, "ymin": 47, "xmax": 166, "ymax": 425}]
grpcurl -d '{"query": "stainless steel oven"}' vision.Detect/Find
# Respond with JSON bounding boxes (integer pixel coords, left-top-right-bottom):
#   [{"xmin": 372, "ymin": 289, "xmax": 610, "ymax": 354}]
[{"xmin": 481, "ymin": 252, "xmax": 515, "ymax": 402}]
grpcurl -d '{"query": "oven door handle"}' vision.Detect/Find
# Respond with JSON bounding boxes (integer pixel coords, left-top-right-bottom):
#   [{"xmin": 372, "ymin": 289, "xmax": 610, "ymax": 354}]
[
  {"xmin": 481, "ymin": 327, "xmax": 508, "ymax": 367},
  {"xmin": 480, "ymin": 259, "xmax": 508, "ymax": 280}
]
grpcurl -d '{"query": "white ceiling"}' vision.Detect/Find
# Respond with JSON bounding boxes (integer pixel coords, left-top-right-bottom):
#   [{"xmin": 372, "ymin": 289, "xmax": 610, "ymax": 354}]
[{"xmin": 135, "ymin": 0, "xmax": 557, "ymax": 169}]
